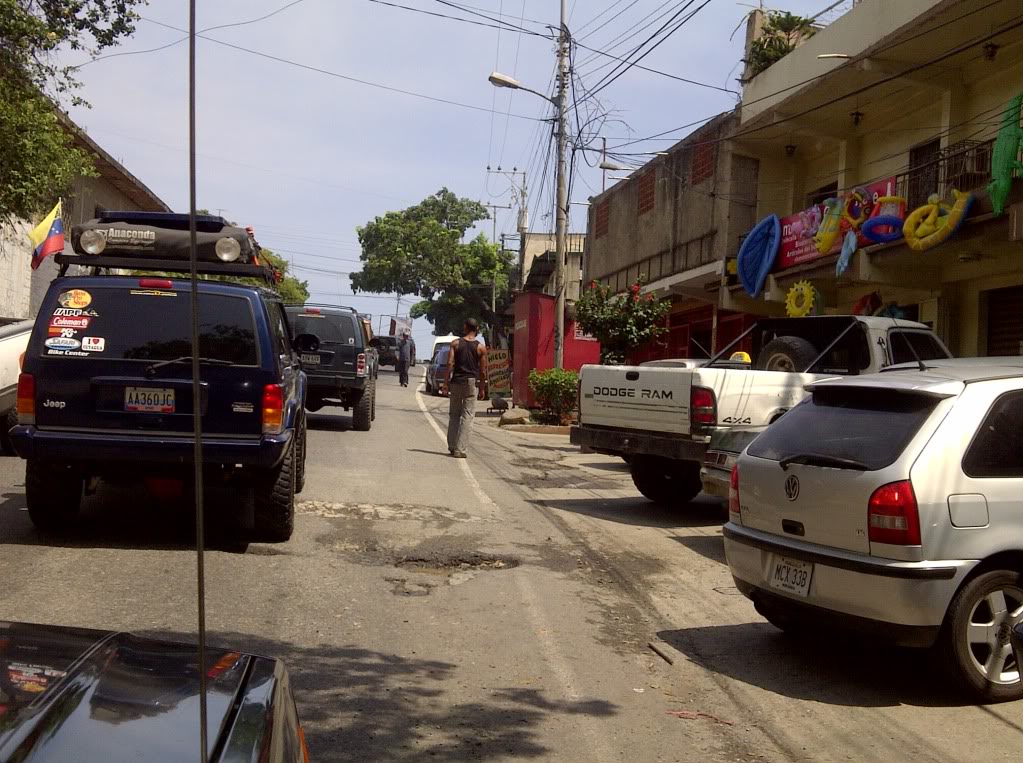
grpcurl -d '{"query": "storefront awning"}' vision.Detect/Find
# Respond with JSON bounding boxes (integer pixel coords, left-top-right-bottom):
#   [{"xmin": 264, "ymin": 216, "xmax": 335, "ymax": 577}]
[{"xmin": 641, "ymin": 260, "xmax": 722, "ymax": 302}]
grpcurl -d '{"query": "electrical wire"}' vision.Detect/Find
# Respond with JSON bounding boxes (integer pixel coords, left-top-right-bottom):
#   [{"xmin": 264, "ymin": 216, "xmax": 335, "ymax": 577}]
[{"xmin": 367, "ymin": 0, "xmax": 548, "ymax": 34}]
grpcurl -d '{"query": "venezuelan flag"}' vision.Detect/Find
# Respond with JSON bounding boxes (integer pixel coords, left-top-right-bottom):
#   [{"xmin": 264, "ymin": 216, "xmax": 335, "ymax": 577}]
[{"xmin": 28, "ymin": 201, "xmax": 65, "ymax": 271}]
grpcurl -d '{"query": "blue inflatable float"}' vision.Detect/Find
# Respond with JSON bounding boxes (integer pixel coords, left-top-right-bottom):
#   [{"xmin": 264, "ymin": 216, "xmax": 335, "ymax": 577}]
[{"xmin": 738, "ymin": 215, "xmax": 781, "ymax": 298}]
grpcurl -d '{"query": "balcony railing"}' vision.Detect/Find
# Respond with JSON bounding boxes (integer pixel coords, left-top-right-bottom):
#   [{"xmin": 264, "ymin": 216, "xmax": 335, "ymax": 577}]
[
  {"xmin": 896, "ymin": 139, "xmax": 996, "ymax": 209},
  {"xmin": 595, "ymin": 231, "xmax": 717, "ymax": 294}
]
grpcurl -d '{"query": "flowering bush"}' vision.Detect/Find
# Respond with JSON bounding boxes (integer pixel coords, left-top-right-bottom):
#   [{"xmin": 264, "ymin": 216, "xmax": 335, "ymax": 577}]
[
  {"xmin": 574, "ymin": 280, "xmax": 670, "ymax": 364},
  {"xmin": 528, "ymin": 368, "xmax": 579, "ymax": 425}
]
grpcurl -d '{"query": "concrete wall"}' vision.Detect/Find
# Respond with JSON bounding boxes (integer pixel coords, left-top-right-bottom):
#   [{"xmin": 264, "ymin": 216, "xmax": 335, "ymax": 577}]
[{"xmin": 0, "ymin": 220, "xmax": 35, "ymax": 321}]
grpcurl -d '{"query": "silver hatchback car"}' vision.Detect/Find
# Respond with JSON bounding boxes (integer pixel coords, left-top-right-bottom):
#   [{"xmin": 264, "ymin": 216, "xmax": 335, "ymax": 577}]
[{"xmin": 724, "ymin": 358, "xmax": 1023, "ymax": 701}]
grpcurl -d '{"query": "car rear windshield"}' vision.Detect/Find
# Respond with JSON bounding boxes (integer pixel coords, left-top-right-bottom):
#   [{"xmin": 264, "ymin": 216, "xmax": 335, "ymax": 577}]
[
  {"xmin": 747, "ymin": 386, "xmax": 940, "ymax": 470},
  {"xmin": 889, "ymin": 331, "xmax": 949, "ymax": 364},
  {"xmin": 289, "ymin": 313, "xmax": 356, "ymax": 346},
  {"xmin": 41, "ymin": 287, "xmax": 258, "ymax": 365}
]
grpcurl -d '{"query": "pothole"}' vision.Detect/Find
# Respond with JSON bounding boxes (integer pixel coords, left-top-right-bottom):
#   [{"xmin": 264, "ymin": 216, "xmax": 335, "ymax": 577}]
[
  {"xmin": 384, "ymin": 577, "xmax": 434, "ymax": 597},
  {"xmin": 384, "ymin": 553, "xmax": 519, "ymax": 595},
  {"xmin": 298, "ymin": 500, "xmax": 485, "ymax": 523}
]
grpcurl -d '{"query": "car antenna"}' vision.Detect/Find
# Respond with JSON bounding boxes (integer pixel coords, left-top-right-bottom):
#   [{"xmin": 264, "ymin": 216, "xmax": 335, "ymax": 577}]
[
  {"xmin": 186, "ymin": 3, "xmax": 210, "ymax": 760},
  {"xmin": 885, "ymin": 305, "xmax": 926, "ymax": 372}
]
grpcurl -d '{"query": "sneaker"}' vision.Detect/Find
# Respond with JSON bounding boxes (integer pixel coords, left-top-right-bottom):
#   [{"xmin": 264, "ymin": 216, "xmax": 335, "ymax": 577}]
[{"xmin": 452, "ymin": 450, "xmax": 467, "ymax": 459}]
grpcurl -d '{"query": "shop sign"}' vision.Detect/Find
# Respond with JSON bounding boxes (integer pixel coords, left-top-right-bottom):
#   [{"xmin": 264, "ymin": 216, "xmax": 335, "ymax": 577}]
[
  {"xmin": 777, "ymin": 177, "xmax": 898, "ymax": 269},
  {"xmin": 488, "ymin": 349, "xmax": 511, "ymax": 395}
]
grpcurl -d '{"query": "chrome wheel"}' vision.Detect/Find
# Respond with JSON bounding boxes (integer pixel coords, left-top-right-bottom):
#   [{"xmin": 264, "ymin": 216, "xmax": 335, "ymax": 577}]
[{"xmin": 966, "ymin": 585, "xmax": 1023, "ymax": 685}]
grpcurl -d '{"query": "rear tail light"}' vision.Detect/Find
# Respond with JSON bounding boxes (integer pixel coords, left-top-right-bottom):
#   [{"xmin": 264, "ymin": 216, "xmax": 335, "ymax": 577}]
[
  {"xmin": 262, "ymin": 384, "xmax": 285, "ymax": 434},
  {"xmin": 868, "ymin": 480, "xmax": 920, "ymax": 545},
  {"xmin": 356, "ymin": 353, "xmax": 367, "ymax": 377},
  {"xmin": 728, "ymin": 465, "xmax": 742, "ymax": 524},
  {"xmin": 16, "ymin": 373, "xmax": 35, "ymax": 425},
  {"xmin": 690, "ymin": 386, "xmax": 717, "ymax": 429}
]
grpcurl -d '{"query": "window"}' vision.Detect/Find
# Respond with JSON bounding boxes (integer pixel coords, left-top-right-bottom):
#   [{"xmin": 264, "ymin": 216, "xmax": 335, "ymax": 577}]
[
  {"xmin": 58, "ymin": 288, "xmax": 259, "ymax": 365},
  {"xmin": 963, "ymin": 391, "xmax": 1023, "ymax": 478},
  {"xmin": 690, "ymin": 142, "xmax": 716, "ymax": 185},
  {"xmin": 806, "ymin": 181, "xmax": 838, "ymax": 208},
  {"xmin": 595, "ymin": 200, "xmax": 610, "ymax": 238},
  {"xmin": 748, "ymin": 387, "xmax": 939, "ymax": 471},
  {"xmin": 287, "ymin": 311, "xmax": 356, "ymax": 346},
  {"xmin": 888, "ymin": 331, "xmax": 949, "ymax": 365},
  {"xmin": 270, "ymin": 303, "xmax": 291, "ymax": 357},
  {"xmin": 907, "ymin": 138, "xmax": 941, "ymax": 209},
  {"xmin": 637, "ymin": 169, "xmax": 656, "ymax": 215}
]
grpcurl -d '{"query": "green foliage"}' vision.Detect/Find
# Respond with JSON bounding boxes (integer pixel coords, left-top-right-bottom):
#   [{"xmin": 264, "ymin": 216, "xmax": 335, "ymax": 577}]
[
  {"xmin": 528, "ymin": 368, "xmax": 579, "ymax": 425},
  {"xmin": 746, "ymin": 11, "xmax": 816, "ymax": 78},
  {"xmin": 0, "ymin": 0, "xmax": 144, "ymax": 220},
  {"xmin": 352, "ymin": 189, "xmax": 515, "ymax": 336},
  {"xmin": 260, "ymin": 249, "xmax": 310, "ymax": 304},
  {"xmin": 575, "ymin": 280, "xmax": 671, "ymax": 365}
]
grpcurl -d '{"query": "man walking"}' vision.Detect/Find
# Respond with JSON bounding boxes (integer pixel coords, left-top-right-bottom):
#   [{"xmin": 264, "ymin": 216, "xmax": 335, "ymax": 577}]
[
  {"xmin": 396, "ymin": 331, "xmax": 415, "ymax": 387},
  {"xmin": 443, "ymin": 319, "xmax": 488, "ymax": 458}
]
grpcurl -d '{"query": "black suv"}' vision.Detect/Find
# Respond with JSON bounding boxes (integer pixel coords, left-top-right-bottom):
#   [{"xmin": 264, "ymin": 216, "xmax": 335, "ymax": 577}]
[
  {"xmin": 285, "ymin": 304, "xmax": 377, "ymax": 431},
  {"xmin": 11, "ymin": 211, "xmax": 310, "ymax": 541},
  {"xmin": 374, "ymin": 335, "xmax": 399, "ymax": 367}
]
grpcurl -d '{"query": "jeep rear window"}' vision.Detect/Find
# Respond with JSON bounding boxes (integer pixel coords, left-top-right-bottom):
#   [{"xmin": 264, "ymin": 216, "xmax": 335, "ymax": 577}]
[
  {"xmin": 747, "ymin": 387, "xmax": 939, "ymax": 470},
  {"xmin": 289, "ymin": 313, "xmax": 356, "ymax": 346},
  {"xmin": 41, "ymin": 288, "xmax": 258, "ymax": 365}
]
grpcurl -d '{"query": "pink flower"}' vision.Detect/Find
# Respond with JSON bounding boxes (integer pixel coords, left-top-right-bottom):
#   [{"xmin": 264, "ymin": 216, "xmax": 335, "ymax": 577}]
[{"xmin": 630, "ymin": 284, "xmax": 641, "ymax": 294}]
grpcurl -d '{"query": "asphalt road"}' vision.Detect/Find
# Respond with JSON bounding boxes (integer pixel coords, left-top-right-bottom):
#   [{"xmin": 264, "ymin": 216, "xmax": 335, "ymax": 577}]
[{"xmin": 0, "ymin": 365, "xmax": 1020, "ymax": 761}]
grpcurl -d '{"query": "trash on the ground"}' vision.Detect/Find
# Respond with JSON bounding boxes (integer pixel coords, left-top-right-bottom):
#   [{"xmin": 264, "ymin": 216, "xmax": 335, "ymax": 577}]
[
  {"xmin": 666, "ymin": 710, "xmax": 734, "ymax": 726},
  {"xmin": 648, "ymin": 641, "xmax": 675, "ymax": 665}
]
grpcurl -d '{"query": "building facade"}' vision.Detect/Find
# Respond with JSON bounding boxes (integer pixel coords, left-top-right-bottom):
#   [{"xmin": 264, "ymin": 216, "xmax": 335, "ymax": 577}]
[{"xmin": 729, "ymin": 0, "xmax": 1023, "ymax": 357}]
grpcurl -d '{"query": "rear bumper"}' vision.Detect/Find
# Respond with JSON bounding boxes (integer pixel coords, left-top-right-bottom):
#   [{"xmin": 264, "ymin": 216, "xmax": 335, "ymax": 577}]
[
  {"xmin": 11, "ymin": 426, "xmax": 291, "ymax": 468},
  {"xmin": 700, "ymin": 463, "xmax": 732, "ymax": 499},
  {"xmin": 723, "ymin": 523, "xmax": 974, "ymax": 642},
  {"xmin": 305, "ymin": 374, "xmax": 368, "ymax": 393},
  {"xmin": 570, "ymin": 424, "xmax": 706, "ymax": 462}
]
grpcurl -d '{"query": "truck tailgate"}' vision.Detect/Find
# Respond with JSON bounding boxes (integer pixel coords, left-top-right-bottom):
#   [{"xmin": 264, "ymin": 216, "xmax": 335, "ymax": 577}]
[{"xmin": 579, "ymin": 364, "xmax": 691, "ymax": 435}]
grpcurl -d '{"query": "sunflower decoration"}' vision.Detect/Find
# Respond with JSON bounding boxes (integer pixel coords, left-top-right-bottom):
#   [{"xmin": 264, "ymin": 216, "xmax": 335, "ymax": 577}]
[{"xmin": 785, "ymin": 280, "xmax": 822, "ymax": 317}]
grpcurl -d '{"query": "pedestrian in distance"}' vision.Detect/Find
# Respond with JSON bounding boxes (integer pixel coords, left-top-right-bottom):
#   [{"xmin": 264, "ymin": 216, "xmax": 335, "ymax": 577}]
[
  {"xmin": 443, "ymin": 319, "xmax": 488, "ymax": 459},
  {"xmin": 397, "ymin": 331, "xmax": 415, "ymax": 387}
]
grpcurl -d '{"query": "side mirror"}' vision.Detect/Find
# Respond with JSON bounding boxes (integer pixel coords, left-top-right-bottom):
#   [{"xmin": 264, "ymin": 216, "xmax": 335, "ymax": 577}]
[{"xmin": 294, "ymin": 333, "xmax": 320, "ymax": 353}]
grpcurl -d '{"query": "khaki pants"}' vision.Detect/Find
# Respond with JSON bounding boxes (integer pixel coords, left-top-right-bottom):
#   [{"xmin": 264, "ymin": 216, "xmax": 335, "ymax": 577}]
[{"xmin": 447, "ymin": 378, "xmax": 477, "ymax": 453}]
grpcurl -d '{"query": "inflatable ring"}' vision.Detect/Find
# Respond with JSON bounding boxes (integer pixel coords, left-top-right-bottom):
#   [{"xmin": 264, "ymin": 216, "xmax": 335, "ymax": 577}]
[
  {"xmin": 785, "ymin": 280, "xmax": 820, "ymax": 318},
  {"xmin": 813, "ymin": 198, "xmax": 842, "ymax": 255},
  {"xmin": 842, "ymin": 188, "xmax": 869, "ymax": 229},
  {"xmin": 903, "ymin": 189, "xmax": 975, "ymax": 252},
  {"xmin": 861, "ymin": 195, "xmax": 906, "ymax": 244}
]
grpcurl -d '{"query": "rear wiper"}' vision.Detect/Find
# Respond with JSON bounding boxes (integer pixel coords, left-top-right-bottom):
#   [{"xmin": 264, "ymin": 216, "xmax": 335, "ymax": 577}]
[
  {"xmin": 145, "ymin": 356, "xmax": 235, "ymax": 377},
  {"xmin": 779, "ymin": 453, "xmax": 870, "ymax": 471}
]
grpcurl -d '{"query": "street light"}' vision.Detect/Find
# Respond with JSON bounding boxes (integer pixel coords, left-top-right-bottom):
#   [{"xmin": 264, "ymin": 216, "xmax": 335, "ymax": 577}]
[
  {"xmin": 599, "ymin": 160, "xmax": 633, "ymax": 172},
  {"xmin": 488, "ymin": 71, "xmax": 555, "ymax": 104}
]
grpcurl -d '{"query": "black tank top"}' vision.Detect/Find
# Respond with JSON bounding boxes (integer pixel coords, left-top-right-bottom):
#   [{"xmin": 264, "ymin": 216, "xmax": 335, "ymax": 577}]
[{"xmin": 451, "ymin": 338, "xmax": 480, "ymax": 382}]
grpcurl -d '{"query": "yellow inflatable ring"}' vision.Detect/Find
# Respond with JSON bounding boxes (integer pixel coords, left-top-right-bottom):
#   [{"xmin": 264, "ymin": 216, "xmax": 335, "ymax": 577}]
[
  {"xmin": 903, "ymin": 189, "xmax": 975, "ymax": 252},
  {"xmin": 785, "ymin": 280, "xmax": 820, "ymax": 318}
]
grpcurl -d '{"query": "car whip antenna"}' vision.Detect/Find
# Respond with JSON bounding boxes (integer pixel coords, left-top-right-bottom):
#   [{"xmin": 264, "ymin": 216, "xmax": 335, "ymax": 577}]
[{"xmin": 187, "ymin": 0, "xmax": 210, "ymax": 759}]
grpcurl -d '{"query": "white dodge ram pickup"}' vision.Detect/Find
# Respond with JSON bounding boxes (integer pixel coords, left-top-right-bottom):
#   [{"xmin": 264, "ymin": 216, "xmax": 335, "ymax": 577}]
[{"xmin": 570, "ymin": 315, "xmax": 951, "ymax": 506}]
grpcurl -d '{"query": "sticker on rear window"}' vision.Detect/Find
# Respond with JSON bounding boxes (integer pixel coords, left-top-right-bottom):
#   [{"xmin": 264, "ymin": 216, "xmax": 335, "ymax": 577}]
[
  {"xmin": 82, "ymin": 337, "xmax": 105, "ymax": 352},
  {"xmin": 49, "ymin": 315, "xmax": 90, "ymax": 333},
  {"xmin": 130, "ymin": 289, "xmax": 178, "ymax": 297},
  {"xmin": 58, "ymin": 289, "xmax": 92, "ymax": 309},
  {"xmin": 45, "ymin": 337, "xmax": 81, "ymax": 351}
]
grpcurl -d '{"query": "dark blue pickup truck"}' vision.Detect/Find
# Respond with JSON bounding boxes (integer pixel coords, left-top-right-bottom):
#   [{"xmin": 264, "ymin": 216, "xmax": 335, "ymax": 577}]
[{"xmin": 11, "ymin": 211, "xmax": 310, "ymax": 541}]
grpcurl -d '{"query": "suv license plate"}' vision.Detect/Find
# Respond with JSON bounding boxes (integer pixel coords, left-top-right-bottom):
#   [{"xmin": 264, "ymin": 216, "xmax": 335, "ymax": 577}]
[
  {"xmin": 769, "ymin": 556, "xmax": 813, "ymax": 598},
  {"xmin": 301, "ymin": 354, "xmax": 320, "ymax": 365},
  {"xmin": 125, "ymin": 387, "xmax": 175, "ymax": 413}
]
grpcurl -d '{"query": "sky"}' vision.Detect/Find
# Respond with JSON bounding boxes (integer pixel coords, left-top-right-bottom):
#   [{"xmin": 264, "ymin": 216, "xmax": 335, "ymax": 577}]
[{"xmin": 62, "ymin": 0, "xmax": 829, "ymax": 352}]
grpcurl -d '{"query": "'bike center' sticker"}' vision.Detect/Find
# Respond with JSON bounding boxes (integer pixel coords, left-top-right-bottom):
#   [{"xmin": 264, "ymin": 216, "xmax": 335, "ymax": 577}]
[{"xmin": 57, "ymin": 289, "xmax": 92, "ymax": 309}]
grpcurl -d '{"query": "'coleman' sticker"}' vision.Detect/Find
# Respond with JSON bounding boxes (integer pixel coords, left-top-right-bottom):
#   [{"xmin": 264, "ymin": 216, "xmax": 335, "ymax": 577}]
[
  {"xmin": 49, "ymin": 315, "xmax": 90, "ymax": 331},
  {"xmin": 45, "ymin": 337, "xmax": 81, "ymax": 350},
  {"xmin": 57, "ymin": 289, "xmax": 92, "ymax": 309},
  {"xmin": 82, "ymin": 337, "xmax": 105, "ymax": 352}
]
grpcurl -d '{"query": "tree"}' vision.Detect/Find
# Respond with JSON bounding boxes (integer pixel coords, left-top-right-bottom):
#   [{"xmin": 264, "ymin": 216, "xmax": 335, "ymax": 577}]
[
  {"xmin": 1, "ymin": 0, "xmax": 144, "ymax": 221},
  {"xmin": 746, "ymin": 11, "xmax": 816, "ymax": 78},
  {"xmin": 574, "ymin": 280, "xmax": 671, "ymax": 365},
  {"xmin": 260, "ymin": 248, "xmax": 309, "ymax": 304},
  {"xmin": 352, "ymin": 189, "xmax": 515, "ymax": 336}
]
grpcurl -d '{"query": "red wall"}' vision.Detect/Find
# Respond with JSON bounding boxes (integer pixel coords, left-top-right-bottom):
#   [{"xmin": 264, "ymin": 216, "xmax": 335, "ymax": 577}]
[{"xmin": 512, "ymin": 292, "xmax": 601, "ymax": 408}]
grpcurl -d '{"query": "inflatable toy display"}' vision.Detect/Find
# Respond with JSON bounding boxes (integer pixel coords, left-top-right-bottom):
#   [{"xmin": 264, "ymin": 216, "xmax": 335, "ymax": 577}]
[
  {"xmin": 861, "ymin": 195, "xmax": 906, "ymax": 244},
  {"xmin": 988, "ymin": 93, "xmax": 1023, "ymax": 217},
  {"xmin": 842, "ymin": 188, "xmax": 869, "ymax": 229},
  {"xmin": 737, "ymin": 214, "xmax": 781, "ymax": 297},
  {"xmin": 813, "ymin": 198, "xmax": 842, "ymax": 255},
  {"xmin": 836, "ymin": 230, "xmax": 858, "ymax": 277},
  {"xmin": 903, "ymin": 189, "xmax": 975, "ymax": 252},
  {"xmin": 785, "ymin": 280, "xmax": 822, "ymax": 318}
]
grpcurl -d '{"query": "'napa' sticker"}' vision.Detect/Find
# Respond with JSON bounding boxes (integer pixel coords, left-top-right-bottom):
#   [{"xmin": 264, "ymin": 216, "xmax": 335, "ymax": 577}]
[
  {"xmin": 45, "ymin": 337, "xmax": 81, "ymax": 351},
  {"xmin": 82, "ymin": 337, "xmax": 106, "ymax": 352},
  {"xmin": 58, "ymin": 289, "xmax": 92, "ymax": 309}
]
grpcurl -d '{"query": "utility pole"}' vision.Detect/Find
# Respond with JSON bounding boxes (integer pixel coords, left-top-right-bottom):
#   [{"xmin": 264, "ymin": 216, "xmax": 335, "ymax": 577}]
[
  {"xmin": 481, "ymin": 201, "xmax": 512, "ymax": 345},
  {"xmin": 486, "ymin": 168, "xmax": 528, "ymax": 287},
  {"xmin": 554, "ymin": 0, "xmax": 570, "ymax": 369},
  {"xmin": 601, "ymin": 137, "xmax": 607, "ymax": 192}
]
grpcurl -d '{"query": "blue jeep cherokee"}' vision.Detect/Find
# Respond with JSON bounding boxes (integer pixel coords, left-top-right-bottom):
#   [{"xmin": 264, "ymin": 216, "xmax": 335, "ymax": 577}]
[{"xmin": 11, "ymin": 212, "xmax": 310, "ymax": 542}]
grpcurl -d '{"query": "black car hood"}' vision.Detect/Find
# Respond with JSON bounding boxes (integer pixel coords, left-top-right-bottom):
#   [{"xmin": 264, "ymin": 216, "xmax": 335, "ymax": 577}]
[{"xmin": 0, "ymin": 621, "xmax": 252, "ymax": 762}]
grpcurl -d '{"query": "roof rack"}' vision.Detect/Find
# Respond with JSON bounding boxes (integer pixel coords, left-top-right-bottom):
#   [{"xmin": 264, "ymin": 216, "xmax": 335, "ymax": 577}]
[{"xmin": 60, "ymin": 212, "xmax": 281, "ymax": 289}]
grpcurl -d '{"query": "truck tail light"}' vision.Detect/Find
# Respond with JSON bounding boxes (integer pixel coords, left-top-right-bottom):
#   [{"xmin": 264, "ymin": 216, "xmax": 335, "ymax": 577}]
[
  {"xmin": 690, "ymin": 386, "xmax": 716, "ymax": 429},
  {"xmin": 868, "ymin": 480, "xmax": 920, "ymax": 546},
  {"xmin": 17, "ymin": 373, "xmax": 35, "ymax": 425},
  {"xmin": 728, "ymin": 465, "xmax": 741, "ymax": 524},
  {"xmin": 356, "ymin": 353, "xmax": 367, "ymax": 377},
  {"xmin": 262, "ymin": 384, "xmax": 285, "ymax": 434}
]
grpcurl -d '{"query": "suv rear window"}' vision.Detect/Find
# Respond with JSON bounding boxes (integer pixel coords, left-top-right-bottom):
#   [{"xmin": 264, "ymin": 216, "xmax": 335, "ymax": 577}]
[
  {"xmin": 42, "ymin": 287, "xmax": 258, "ymax": 365},
  {"xmin": 289, "ymin": 312, "xmax": 356, "ymax": 346},
  {"xmin": 747, "ymin": 387, "xmax": 939, "ymax": 470}
]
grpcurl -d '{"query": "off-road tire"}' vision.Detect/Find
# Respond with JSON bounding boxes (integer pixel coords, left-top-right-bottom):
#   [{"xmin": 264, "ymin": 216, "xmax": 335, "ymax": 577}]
[
  {"xmin": 371, "ymin": 384, "xmax": 377, "ymax": 421},
  {"xmin": 938, "ymin": 569, "xmax": 1023, "ymax": 702},
  {"xmin": 253, "ymin": 442, "xmax": 295, "ymax": 542},
  {"xmin": 26, "ymin": 459, "xmax": 83, "ymax": 533},
  {"xmin": 295, "ymin": 413, "xmax": 307, "ymax": 495},
  {"xmin": 352, "ymin": 384, "xmax": 373, "ymax": 431},
  {"xmin": 629, "ymin": 456, "xmax": 702, "ymax": 506},
  {"xmin": 425, "ymin": 378, "xmax": 433, "ymax": 394},
  {"xmin": 756, "ymin": 336, "xmax": 819, "ymax": 373}
]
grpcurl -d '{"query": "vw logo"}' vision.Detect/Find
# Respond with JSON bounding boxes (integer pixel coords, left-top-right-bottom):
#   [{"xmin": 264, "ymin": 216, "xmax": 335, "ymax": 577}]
[{"xmin": 784, "ymin": 475, "xmax": 800, "ymax": 501}]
